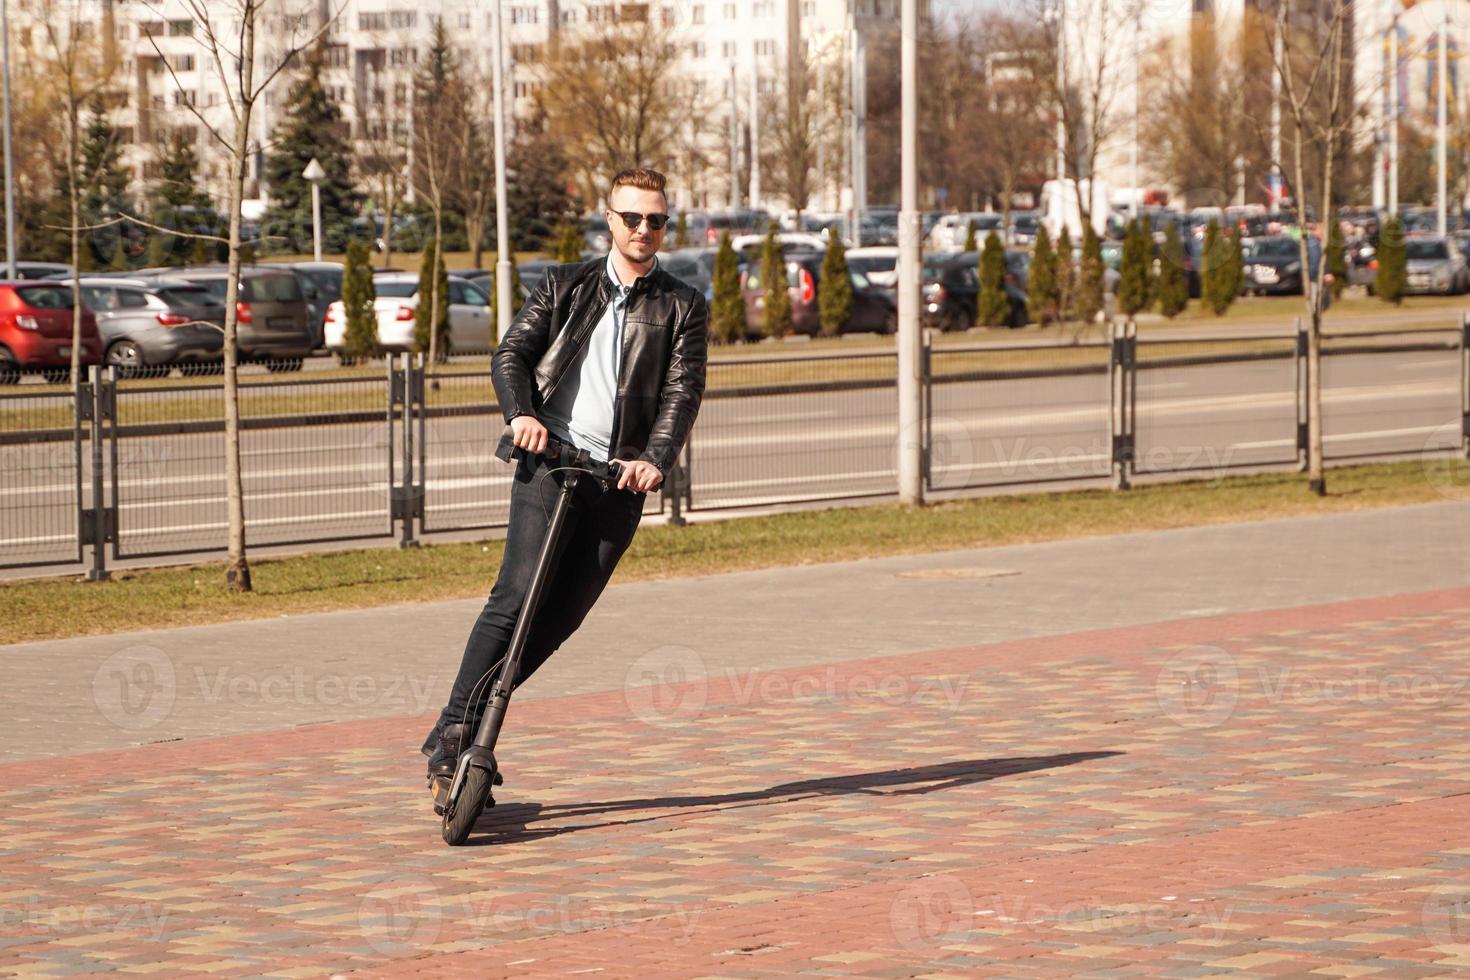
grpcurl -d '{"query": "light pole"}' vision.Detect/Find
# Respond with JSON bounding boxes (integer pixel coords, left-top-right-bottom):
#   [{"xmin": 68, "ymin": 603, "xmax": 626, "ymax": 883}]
[
  {"xmin": 1389, "ymin": 6, "xmax": 1400, "ymax": 216},
  {"xmin": 728, "ymin": 62, "xmax": 740, "ymax": 210},
  {"xmin": 1, "ymin": 0, "xmax": 15, "ymax": 278},
  {"xmin": 748, "ymin": 43, "xmax": 760, "ymax": 214},
  {"xmin": 490, "ymin": 0, "xmax": 512, "ymax": 343},
  {"xmin": 302, "ymin": 157, "xmax": 325, "ymax": 263},
  {"xmin": 897, "ymin": 0, "xmax": 921, "ymax": 506},
  {"xmin": 1131, "ymin": 7, "xmax": 1139, "ymax": 221},
  {"xmin": 1437, "ymin": 2, "xmax": 1449, "ymax": 236}
]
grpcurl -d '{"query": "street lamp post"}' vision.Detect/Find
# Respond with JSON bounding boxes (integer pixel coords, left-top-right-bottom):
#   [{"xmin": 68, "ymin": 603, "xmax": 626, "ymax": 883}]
[
  {"xmin": 1, "ymin": 0, "xmax": 16, "ymax": 278},
  {"xmin": 1437, "ymin": 3, "xmax": 1449, "ymax": 236},
  {"xmin": 897, "ymin": 0, "xmax": 921, "ymax": 505},
  {"xmin": 302, "ymin": 157, "xmax": 325, "ymax": 263},
  {"xmin": 490, "ymin": 0, "xmax": 512, "ymax": 343},
  {"xmin": 1389, "ymin": 7, "xmax": 1400, "ymax": 216}
]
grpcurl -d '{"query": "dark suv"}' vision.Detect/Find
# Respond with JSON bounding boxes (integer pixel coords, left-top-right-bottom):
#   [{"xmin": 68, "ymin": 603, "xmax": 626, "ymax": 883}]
[{"xmin": 140, "ymin": 265, "xmax": 315, "ymax": 369}]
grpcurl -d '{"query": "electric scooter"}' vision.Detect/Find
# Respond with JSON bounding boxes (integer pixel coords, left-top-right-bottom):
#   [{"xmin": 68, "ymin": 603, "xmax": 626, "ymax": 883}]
[{"xmin": 437, "ymin": 434, "xmax": 622, "ymax": 846}]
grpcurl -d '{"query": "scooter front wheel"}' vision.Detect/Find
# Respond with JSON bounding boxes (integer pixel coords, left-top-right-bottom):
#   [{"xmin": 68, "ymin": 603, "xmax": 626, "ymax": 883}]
[{"xmin": 442, "ymin": 766, "xmax": 493, "ymax": 846}]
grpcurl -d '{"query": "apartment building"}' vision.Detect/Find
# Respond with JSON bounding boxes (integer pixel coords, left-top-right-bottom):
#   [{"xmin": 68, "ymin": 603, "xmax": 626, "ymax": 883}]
[{"xmin": 14, "ymin": 0, "xmax": 914, "ymax": 215}]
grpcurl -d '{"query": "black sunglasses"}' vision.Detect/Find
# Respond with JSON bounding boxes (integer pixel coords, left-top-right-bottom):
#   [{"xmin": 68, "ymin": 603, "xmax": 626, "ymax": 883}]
[{"xmin": 609, "ymin": 210, "xmax": 670, "ymax": 231}]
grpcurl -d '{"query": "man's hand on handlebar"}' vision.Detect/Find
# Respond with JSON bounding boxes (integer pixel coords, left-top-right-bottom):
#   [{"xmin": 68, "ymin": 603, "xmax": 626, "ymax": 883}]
[
  {"xmin": 613, "ymin": 459, "xmax": 663, "ymax": 493},
  {"xmin": 510, "ymin": 415, "xmax": 549, "ymax": 455}
]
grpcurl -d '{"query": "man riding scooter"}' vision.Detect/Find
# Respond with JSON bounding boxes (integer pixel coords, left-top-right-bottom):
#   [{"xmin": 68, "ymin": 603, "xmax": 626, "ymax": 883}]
[{"xmin": 422, "ymin": 168, "xmax": 709, "ymax": 814}]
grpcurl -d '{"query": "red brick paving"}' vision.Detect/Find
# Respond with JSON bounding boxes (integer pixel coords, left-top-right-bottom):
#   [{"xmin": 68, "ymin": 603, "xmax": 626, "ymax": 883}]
[{"xmin": 3, "ymin": 586, "xmax": 1470, "ymax": 977}]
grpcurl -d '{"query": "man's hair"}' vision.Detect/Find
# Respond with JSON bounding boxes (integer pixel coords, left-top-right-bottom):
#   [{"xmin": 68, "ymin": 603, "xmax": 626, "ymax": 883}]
[{"xmin": 609, "ymin": 168, "xmax": 667, "ymax": 202}]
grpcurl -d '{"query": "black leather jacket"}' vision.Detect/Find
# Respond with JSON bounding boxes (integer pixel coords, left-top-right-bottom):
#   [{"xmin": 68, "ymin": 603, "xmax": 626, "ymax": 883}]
[{"xmin": 491, "ymin": 256, "xmax": 709, "ymax": 474}]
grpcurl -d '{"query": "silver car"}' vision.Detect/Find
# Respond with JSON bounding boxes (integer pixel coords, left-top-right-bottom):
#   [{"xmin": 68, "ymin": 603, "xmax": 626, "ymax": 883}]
[
  {"xmin": 1404, "ymin": 236, "xmax": 1468, "ymax": 295},
  {"xmin": 68, "ymin": 276, "xmax": 225, "ymax": 378}
]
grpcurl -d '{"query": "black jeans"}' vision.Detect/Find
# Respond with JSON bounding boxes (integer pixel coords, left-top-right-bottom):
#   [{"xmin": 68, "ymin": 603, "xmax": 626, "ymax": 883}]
[{"xmin": 425, "ymin": 452, "xmax": 645, "ymax": 749}]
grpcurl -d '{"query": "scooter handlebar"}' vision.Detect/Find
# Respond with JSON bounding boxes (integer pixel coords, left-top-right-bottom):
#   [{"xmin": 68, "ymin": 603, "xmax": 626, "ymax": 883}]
[{"xmin": 495, "ymin": 429, "xmax": 623, "ymax": 483}]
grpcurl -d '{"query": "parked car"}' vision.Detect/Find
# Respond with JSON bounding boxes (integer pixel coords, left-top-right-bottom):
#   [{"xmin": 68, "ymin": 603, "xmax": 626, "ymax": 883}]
[
  {"xmin": 929, "ymin": 212, "xmax": 1002, "ymax": 250},
  {"xmin": 1403, "ymin": 236, "xmax": 1468, "ymax": 295},
  {"xmin": 922, "ymin": 250, "xmax": 1030, "ymax": 329},
  {"xmin": 660, "ymin": 248, "xmax": 717, "ymax": 301},
  {"xmin": 277, "ymin": 261, "xmax": 343, "ymax": 350},
  {"xmin": 0, "ymin": 281, "xmax": 100, "ymax": 384},
  {"xmin": 583, "ymin": 214, "xmax": 611, "ymax": 254},
  {"xmin": 67, "ymin": 276, "xmax": 225, "ymax": 377},
  {"xmin": 731, "ymin": 232, "xmax": 828, "ymax": 261},
  {"xmin": 323, "ymin": 272, "xmax": 494, "ymax": 356},
  {"xmin": 845, "ymin": 246, "xmax": 900, "ymax": 287},
  {"xmin": 136, "ymin": 265, "xmax": 315, "ymax": 369},
  {"xmin": 1008, "ymin": 210, "xmax": 1040, "ymax": 247},
  {"xmin": 1244, "ymin": 236, "xmax": 1322, "ymax": 296},
  {"xmin": 8, "ymin": 261, "xmax": 75, "ymax": 280},
  {"xmin": 466, "ymin": 262, "xmax": 540, "ymax": 312},
  {"xmin": 740, "ymin": 250, "xmax": 896, "ymax": 337}
]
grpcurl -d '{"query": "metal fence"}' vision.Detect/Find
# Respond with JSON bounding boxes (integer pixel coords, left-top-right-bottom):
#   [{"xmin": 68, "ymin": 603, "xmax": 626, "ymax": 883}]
[{"xmin": 2, "ymin": 316, "xmax": 1467, "ymax": 577}]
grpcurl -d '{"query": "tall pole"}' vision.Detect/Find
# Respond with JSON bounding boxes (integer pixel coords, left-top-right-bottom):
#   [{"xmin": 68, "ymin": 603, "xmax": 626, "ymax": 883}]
[
  {"xmin": 1, "ymin": 0, "xmax": 15, "ymax": 278},
  {"xmin": 311, "ymin": 182, "xmax": 322, "ymax": 262},
  {"xmin": 490, "ymin": 0, "xmax": 512, "ymax": 342},
  {"xmin": 1055, "ymin": 0, "xmax": 1065, "ymax": 188},
  {"xmin": 1438, "ymin": 3, "xmax": 1449, "ymax": 236},
  {"xmin": 748, "ymin": 44, "xmax": 760, "ymax": 214},
  {"xmin": 1389, "ymin": 12, "xmax": 1399, "ymax": 216},
  {"xmin": 728, "ymin": 62, "xmax": 740, "ymax": 210},
  {"xmin": 1270, "ymin": 27, "xmax": 1282, "ymax": 214},
  {"xmin": 853, "ymin": 23, "xmax": 867, "ymax": 246},
  {"xmin": 897, "ymin": 0, "xmax": 922, "ymax": 505},
  {"xmin": 1130, "ymin": 8, "xmax": 1139, "ymax": 221}
]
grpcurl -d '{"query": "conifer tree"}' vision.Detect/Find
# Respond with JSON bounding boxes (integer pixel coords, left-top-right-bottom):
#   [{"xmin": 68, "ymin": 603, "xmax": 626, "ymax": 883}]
[
  {"xmin": 1027, "ymin": 225, "xmax": 1057, "ymax": 324},
  {"xmin": 710, "ymin": 231, "xmax": 745, "ymax": 343},
  {"xmin": 818, "ymin": 235, "xmax": 853, "ymax": 336},
  {"xmin": 1157, "ymin": 221, "xmax": 1189, "ymax": 318},
  {"xmin": 1375, "ymin": 216, "xmax": 1407, "ymax": 304},
  {"xmin": 760, "ymin": 228, "xmax": 792, "ymax": 338},
  {"xmin": 341, "ymin": 239, "xmax": 378, "ymax": 359},
  {"xmin": 977, "ymin": 230, "xmax": 1010, "ymax": 326},
  {"xmin": 962, "ymin": 220, "xmax": 978, "ymax": 253},
  {"xmin": 1075, "ymin": 225, "xmax": 1105, "ymax": 323},
  {"xmin": 1054, "ymin": 226, "xmax": 1075, "ymax": 324},
  {"xmin": 1116, "ymin": 219, "xmax": 1152, "ymax": 318},
  {"xmin": 413, "ymin": 241, "xmax": 450, "ymax": 355},
  {"xmin": 261, "ymin": 41, "xmax": 362, "ymax": 253}
]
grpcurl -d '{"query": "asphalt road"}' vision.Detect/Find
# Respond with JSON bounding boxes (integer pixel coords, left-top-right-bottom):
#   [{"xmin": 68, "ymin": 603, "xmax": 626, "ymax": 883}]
[{"xmin": 1, "ymin": 345, "xmax": 1463, "ymax": 569}]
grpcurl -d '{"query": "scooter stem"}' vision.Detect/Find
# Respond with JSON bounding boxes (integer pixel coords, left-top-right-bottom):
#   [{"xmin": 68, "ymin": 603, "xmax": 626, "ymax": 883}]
[{"xmin": 470, "ymin": 467, "xmax": 583, "ymax": 753}]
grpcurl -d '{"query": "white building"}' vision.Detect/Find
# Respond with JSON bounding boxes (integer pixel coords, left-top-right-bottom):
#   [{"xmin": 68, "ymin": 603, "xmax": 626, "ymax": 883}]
[{"xmin": 16, "ymin": 0, "xmax": 915, "ymax": 217}]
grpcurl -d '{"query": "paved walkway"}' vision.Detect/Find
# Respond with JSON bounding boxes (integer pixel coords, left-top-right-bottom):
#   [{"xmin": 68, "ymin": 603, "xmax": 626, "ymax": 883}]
[{"xmin": 2, "ymin": 502, "xmax": 1470, "ymax": 976}]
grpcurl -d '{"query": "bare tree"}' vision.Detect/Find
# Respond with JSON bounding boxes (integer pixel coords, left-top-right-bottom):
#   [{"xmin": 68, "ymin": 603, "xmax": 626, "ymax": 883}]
[
  {"xmin": 1005, "ymin": 0, "xmax": 1143, "ymax": 228},
  {"xmin": 144, "ymin": 0, "xmax": 336, "ymax": 591},
  {"xmin": 536, "ymin": 14, "xmax": 689, "ymax": 204},
  {"xmin": 1266, "ymin": 0, "xmax": 1360, "ymax": 497},
  {"xmin": 975, "ymin": 12, "xmax": 1048, "ymax": 224}
]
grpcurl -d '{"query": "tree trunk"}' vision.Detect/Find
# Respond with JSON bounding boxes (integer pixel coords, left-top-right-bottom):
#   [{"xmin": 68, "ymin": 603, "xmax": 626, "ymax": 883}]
[
  {"xmin": 469, "ymin": 193, "xmax": 484, "ymax": 271},
  {"xmin": 222, "ymin": 7, "xmax": 257, "ymax": 592},
  {"xmin": 427, "ymin": 206, "xmax": 443, "ymax": 381},
  {"xmin": 381, "ymin": 178, "xmax": 396, "ymax": 271},
  {"xmin": 67, "ymin": 100, "xmax": 81, "ymax": 386}
]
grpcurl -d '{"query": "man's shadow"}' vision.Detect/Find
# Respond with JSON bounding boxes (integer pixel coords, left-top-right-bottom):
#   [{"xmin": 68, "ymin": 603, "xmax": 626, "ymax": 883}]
[{"xmin": 463, "ymin": 751, "xmax": 1120, "ymax": 846}]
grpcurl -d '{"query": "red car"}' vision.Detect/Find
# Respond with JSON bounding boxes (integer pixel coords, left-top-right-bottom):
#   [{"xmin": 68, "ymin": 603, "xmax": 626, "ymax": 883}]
[{"xmin": 0, "ymin": 282, "xmax": 100, "ymax": 383}]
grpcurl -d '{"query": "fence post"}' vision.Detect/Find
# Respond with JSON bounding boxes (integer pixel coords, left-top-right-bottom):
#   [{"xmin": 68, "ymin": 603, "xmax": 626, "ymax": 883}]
[
  {"xmin": 1295, "ymin": 316, "xmax": 1309, "ymax": 472},
  {"xmin": 921, "ymin": 326, "xmax": 933, "ymax": 492},
  {"xmin": 81, "ymin": 365, "xmax": 113, "ymax": 581},
  {"xmin": 394, "ymin": 353, "xmax": 421, "ymax": 549},
  {"xmin": 1109, "ymin": 318, "xmax": 1134, "ymax": 491},
  {"xmin": 664, "ymin": 460, "xmax": 686, "ymax": 527},
  {"xmin": 1461, "ymin": 312, "xmax": 1469, "ymax": 459}
]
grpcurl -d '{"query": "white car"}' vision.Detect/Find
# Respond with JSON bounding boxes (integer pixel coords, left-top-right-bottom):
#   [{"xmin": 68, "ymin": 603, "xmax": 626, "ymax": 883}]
[
  {"xmin": 928, "ymin": 212, "xmax": 1002, "ymax": 250},
  {"xmin": 845, "ymin": 246, "xmax": 899, "ymax": 288},
  {"xmin": 324, "ymin": 272, "xmax": 494, "ymax": 355}
]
